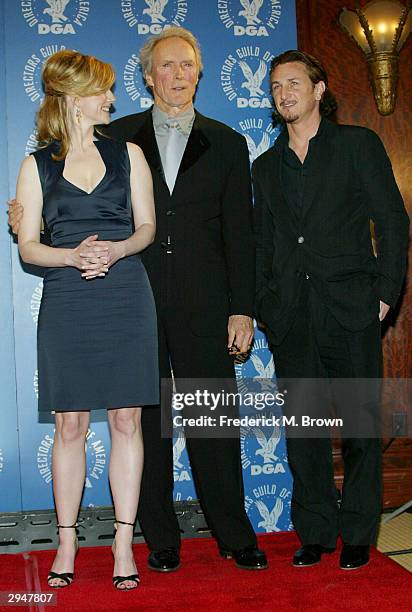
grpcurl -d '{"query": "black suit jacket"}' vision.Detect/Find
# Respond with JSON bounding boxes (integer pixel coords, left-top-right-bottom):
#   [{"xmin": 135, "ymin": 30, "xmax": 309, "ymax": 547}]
[
  {"xmin": 103, "ymin": 109, "xmax": 255, "ymax": 336},
  {"xmin": 252, "ymin": 118, "xmax": 409, "ymax": 345}
]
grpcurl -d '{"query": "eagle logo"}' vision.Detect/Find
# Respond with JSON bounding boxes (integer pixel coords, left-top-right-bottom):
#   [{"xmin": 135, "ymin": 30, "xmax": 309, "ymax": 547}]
[
  {"xmin": 250, "ymin": 353, "xmax": 275, "ymax": 390},
  {"xmin": 255, "ymin": 498, "xmax": 284, "ymax": 532},
  {"xmin": 43, "ymin": 0, "xmax": 70, "ymax": 23},
  {"xmin": 143, "ymin": 0, "xmax": 169, "ymax": 23},
  {"xmin": 244, "ymin": 132, "xmax": 270, "ymax": 162},
  {"xmin": 173, "ymin": 430, "xmax": 186, "ymax": 470},
  {"xmin": 238, "ymin": 60, "xmax": 267, "ymax": 97},
  {"xmin": 252, "ymin": 425, "xmax": 281, "ymax": 463},
  {"xmin": 238, "ymin": 0, "xmax": 264, "ymax": 26}
]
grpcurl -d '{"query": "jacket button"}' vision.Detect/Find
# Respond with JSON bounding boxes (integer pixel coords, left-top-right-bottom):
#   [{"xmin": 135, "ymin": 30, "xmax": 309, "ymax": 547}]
[{"xmin": 298, "ymin": 236, "xmax": 304, "ymax": 244}]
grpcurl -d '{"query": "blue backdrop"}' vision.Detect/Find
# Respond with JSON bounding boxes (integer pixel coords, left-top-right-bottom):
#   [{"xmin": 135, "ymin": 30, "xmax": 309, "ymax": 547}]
[{"xmin": 0, "ymin": 0, "xmax": 296, "ymax": 534}]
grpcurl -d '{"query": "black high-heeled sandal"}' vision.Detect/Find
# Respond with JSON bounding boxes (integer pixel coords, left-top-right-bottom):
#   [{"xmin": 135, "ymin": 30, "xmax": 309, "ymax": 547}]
[
  {"xmin": 112, "ymin": 519, "xmax": 140, "ymax": 591},
  {"xmin": 47, "ymin": 523, "xmax": 79, "ymax": 588}
]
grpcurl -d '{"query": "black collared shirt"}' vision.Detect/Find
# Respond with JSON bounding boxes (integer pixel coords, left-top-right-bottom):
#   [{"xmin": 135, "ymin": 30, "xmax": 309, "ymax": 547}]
[{"xmin": 280, "ymin": 118, "xmax": 326, "ymax": 220}]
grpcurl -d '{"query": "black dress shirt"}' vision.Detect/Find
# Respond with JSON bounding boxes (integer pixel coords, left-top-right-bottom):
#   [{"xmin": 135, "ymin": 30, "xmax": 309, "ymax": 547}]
[{"xmin": 281, "ymin": 119, "xmax": 325, "ymax": 221}]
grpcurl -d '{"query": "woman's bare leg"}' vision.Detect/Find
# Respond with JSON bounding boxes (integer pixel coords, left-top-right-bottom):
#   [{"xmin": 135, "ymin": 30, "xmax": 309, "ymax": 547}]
[
  {"xmin": 48, "ymin": 411, "xmax": 90, "ymax": 587},
  {"xmin": 108, "ymin": 407, "xmax": 143, "ymax": 589}
]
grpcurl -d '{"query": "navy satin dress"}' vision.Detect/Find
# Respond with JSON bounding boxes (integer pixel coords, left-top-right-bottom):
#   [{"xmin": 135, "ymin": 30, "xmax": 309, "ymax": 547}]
[{"xmin": 33, "ymin": 138, "xmax": 159, "ymax": 412}]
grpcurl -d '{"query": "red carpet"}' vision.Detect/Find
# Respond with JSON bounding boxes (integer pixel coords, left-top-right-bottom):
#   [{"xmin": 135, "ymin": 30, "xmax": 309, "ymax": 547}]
[{"xmin": 0, "ymin": 533, "xmax": 410, "ymax": 611}]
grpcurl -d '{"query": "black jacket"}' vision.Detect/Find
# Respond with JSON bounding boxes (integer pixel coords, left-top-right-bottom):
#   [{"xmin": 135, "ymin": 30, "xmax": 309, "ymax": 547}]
[
  {"xmin": 252, "ymin": 118, "xmax": 409, "ymax": 345},
  {"xmin": 103, "ymin": 109, "xmax": 255, "ymax": 336}
]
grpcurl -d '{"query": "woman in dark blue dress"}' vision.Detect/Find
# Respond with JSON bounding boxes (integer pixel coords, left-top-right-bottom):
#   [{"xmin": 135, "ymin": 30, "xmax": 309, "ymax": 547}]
[{"xmin": 16, "ymin": 50, "xmax": 158, "ymax": 591}]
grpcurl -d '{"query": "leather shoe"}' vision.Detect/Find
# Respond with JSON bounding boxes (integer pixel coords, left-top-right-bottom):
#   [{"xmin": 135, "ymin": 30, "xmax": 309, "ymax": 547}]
[
  {"xmin": 148, "ymin": 548, "xmax": 180, "ymax": 572},
  {"xmin": 293, "ymin": 544, "xmax": 333, "ymax": 567},
  {"xmin": 340, "ymin": 544, "xmax": 369, "ymax": 570},
  {"xmin": 220, "ymin": 546, "xmax": 268, "ymax": 570}
]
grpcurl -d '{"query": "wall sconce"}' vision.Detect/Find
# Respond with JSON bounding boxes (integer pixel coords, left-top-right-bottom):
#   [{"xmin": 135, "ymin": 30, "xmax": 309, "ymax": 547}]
[{"xmin": 339, "ymin": 1, "xmax": 412, "ymax": 115}]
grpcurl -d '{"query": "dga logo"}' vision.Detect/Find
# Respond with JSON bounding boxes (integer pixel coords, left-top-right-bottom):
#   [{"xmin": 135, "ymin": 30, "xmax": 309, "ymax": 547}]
[
  {"xmin": 221, "ymin": 46, "xmax": 273, "ymax": 108},
  {"xmin": 173, "ymin": 430, "xmax": 191, "ymax": 483},
  {"xmin": 31, "ymin": 280, "xmax": 43, "ymax": 325},
  {"xmin": 37, "ymin": 428, "xmax": 106, "ymax": 486},
  {"xmin": 33, "ymin": 369, "xmax": 39, "ymax": 399},
  {"xmin": 238, "ymin": 117, "xmax": 280, "ymax": 162},
  {"xmin": 123, "ymin": 53, "xmax": 153, "ymax": 108},
  {"xmin": 245, "ymin": 484, "xmax": 291, "ymax": 532},
  {"xmin": 21, "ymin": 1, "xmax": 90, "ymax": 35},
  {"xmin": 0, "ymin": 448, "xmax": 4, "ymax": 474},
  {"xmin": 218, "ymin": 0, "xmax": 282, "ymax": 37},
  {"xmin": 26, "ymin": 131, "xmax": 40, "ymax": 157},
  {"xmin": 235, "ymin": 326, "xmax": 275, "ymax": 392},
  {"xmin": 121, "ymin": 0, "xmax": 189, "ymax": 35},
  {"xmin": 240, "ymin": 414, "xmax": 287, "ymax": 477},
  {"xmin": 22, "ymin": 45, "xmax": 66, "ymax": 103}
]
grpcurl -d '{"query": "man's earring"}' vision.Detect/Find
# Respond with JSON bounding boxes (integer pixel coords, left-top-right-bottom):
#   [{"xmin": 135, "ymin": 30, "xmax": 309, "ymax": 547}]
[{"xmin": 75, "ymin": 105, "xmax": 82, "ymax": 124}]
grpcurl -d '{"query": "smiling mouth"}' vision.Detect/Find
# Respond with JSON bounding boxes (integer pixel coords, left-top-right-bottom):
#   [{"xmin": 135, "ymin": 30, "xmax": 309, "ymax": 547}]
[
  {"xmin": 101, "ymin": 106, "xmax": 111, "ymax": 111},
  {"xmin": 281, "ymin": 101, "xmax": 296, "ymax": 108}
]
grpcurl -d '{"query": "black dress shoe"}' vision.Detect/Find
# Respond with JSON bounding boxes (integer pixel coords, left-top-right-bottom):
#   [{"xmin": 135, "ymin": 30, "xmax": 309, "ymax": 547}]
[
  {"xmin": 340, "ymin": 544, "xmax": 370, "ymax": 570},
  {"xmin": 293, "ymin": 544, "xmax": 334, "ymax": 567},
  {"xmin": 148, "ymin": 548, "xmax": 180, "ymax": 572},
  {"xmin": 220, "ymin": 546, "xmax": 268, "ymax": 570}
]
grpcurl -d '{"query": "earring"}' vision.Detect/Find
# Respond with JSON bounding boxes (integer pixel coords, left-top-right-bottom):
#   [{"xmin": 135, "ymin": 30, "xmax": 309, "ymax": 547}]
[{"xmin": 74, "ymin": 105, "xmax": 82, "ymax": 124}]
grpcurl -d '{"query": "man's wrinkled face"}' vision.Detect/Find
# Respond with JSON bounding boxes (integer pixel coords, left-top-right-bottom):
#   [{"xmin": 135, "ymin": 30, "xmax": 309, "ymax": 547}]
[{"xmin": 145, "ymin": 37, "xmax": 199, "ymax": 115}]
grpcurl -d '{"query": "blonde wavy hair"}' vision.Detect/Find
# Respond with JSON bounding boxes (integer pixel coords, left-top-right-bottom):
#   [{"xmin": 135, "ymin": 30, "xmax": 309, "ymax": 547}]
[{"xmin": 37, "ymin": 50, "xmax": 115, "ymax": 160}]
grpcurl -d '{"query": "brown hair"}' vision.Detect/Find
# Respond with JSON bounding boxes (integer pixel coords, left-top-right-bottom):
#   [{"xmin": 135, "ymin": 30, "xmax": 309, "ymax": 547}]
[
  {"xmin": 270, "ymin": 50, "xmax": 337, "ymax": 123},
  {"xmin": 37, "ymin": 50, "xmax": 115, "ymax": 160},
  {"xmin": 139, "ymin": 26, "xmax": 203, "ymax": 79}
]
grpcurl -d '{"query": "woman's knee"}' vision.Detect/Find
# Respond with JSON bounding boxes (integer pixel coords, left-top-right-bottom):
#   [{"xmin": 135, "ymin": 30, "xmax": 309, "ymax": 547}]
[
  {"xmin": 109, "ymin": 408, "xmax": 141, "ymax": 437},
  {"xmin": 54, "ymin": 412, "xmax": 89, "ymax": 443}
]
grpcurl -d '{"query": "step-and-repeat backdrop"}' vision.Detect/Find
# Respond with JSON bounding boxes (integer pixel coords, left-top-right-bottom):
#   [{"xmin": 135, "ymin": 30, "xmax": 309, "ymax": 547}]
[{"xmin": 0, "ymin": 0, "xmax": 296, "ymax": 533}]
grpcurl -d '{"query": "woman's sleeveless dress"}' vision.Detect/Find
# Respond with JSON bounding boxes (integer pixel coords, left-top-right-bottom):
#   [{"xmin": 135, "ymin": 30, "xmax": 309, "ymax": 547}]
[{"xmin": 33, "ymin": 138, "xmax": 159, "ymax": 412}]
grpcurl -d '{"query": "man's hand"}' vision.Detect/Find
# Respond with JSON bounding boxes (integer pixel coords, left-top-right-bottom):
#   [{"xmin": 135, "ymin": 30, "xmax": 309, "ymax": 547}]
[
  {"xmin": 227, "ymin": 315, "xmax": 254, "ymax": 356},
  {"xmin": 7, "ymin": 199, "xmax": 24, "ymax": 235},
  {"xmin": 379, "ymin": 300, "xmax": 390, "ymax": 321}
]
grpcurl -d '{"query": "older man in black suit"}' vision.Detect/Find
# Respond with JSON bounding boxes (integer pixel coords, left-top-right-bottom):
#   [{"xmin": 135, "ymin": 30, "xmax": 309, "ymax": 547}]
[
  {"xmin": 104, "ymin": 27, "xmax": 267, "ymax": 572},
  {"xmin": 253, "ymin": 50, "xmax": 409, "ymax": 570}
]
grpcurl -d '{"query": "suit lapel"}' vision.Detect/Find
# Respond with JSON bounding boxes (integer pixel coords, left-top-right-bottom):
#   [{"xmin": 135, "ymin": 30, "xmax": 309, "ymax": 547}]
[
  {"xmin": 178, "ymin": 112, "xmax": 210, "ymax": 176},
  {"xmin": 270, "ymin": 119, "xmax": 337, "ymax": 225},
  {"xmin": 269, "ymin": 132, "xmax": 295, "ymax": 223},
  {"xmin": 130, "ymin": 109, "xmax": 210, "ymax": 189},
  {"xmin": 300, "ymin": 120, "xmax": 336, "ymax": 223},
  {"xmin": 131, "ymin": 110, "xmax": 164, "ymax": 178}
]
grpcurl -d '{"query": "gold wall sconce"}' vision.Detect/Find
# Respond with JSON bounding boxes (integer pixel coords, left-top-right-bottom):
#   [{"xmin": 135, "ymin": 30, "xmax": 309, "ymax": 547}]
[{"xmin": 339, "ymin": 1, "xmax": 412, "ymax": 115}]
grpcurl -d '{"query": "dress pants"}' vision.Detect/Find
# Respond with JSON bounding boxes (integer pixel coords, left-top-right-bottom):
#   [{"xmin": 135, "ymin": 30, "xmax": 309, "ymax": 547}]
[
  {"xmin": 271, "ymin": 280, "xmax": 383, "ymax": 548},
  {"xmin": 137, "ymin": 305, "xmax": 257, "ymax": 552}
]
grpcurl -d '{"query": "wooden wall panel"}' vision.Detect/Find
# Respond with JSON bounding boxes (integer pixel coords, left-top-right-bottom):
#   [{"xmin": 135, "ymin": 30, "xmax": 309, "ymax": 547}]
[{"xmin": 295, "ymin": 0, "xmax": 412, "ymax": 507}]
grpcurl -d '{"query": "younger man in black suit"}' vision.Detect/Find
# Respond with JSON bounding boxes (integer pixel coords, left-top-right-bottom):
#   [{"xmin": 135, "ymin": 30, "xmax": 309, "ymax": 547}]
[{"xmin": 253, "ymin": 50, "xmax": 409, "ymax": 570}]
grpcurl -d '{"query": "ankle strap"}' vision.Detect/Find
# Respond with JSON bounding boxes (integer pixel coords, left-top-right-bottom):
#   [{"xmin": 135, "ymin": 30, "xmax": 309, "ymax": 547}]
[
  {"xmin": 57, "ymin": 523, "xmax": 78, "ymax": 529},
  {"xmin": 114, "ymin": 519, "xmax": 135, "ymax": 527}
]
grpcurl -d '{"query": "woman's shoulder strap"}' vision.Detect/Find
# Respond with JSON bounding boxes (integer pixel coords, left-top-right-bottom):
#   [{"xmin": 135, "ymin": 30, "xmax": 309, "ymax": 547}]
[{"xmin": 31, "ymin": 143, "xmax": 63, "ymax": 194}]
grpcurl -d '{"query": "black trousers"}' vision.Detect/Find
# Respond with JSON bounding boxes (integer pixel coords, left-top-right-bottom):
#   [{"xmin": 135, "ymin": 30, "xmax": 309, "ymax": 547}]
[
  {"xmin": 137, "ymin": 305, "xmax": 257, "ymax": 552},
  {"xmin": 271, "ymin": 280, "xmax": 383, "ymax": 548}
]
